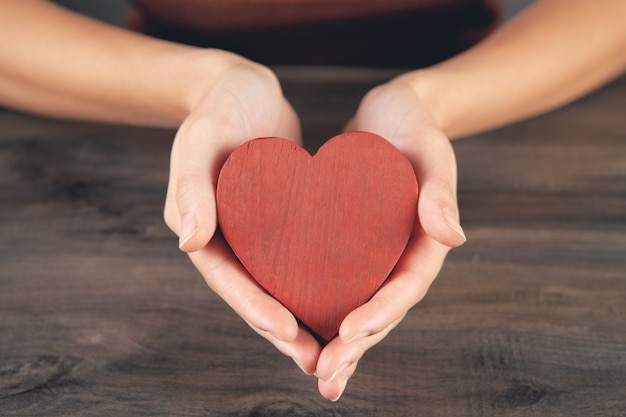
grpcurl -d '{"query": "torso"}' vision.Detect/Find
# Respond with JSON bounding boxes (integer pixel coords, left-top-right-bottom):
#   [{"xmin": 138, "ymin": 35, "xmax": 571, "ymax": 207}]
[{"xmin": 127, "ymin": 0, "xmax": 501, "ymax": 67}]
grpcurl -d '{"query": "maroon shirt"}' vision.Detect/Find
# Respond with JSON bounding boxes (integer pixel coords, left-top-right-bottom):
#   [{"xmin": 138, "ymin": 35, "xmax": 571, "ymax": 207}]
[{"xmin": 127, "ymin": 0, "xmax": 501, "ymax": 67}]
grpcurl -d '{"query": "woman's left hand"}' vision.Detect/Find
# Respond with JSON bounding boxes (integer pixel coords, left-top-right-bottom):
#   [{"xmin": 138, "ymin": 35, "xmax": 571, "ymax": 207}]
[{"xmin": 315, "ymin": 76, "xmax": 467, "ymax": 401}]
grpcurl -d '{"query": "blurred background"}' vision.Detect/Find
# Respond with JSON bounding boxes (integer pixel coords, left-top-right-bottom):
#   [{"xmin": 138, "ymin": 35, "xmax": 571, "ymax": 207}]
[{"xmin": 51, "ymin": 0, "xmax": 535, "ymax": 28}]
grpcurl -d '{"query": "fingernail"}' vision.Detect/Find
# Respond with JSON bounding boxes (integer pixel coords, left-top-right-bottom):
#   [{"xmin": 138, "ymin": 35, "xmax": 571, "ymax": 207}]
[
  {"xmin": 443, "ymin": 207, "xmax": 466, "ymax": 243},
  {"xmin": 331, "ymin": 378, "xmax": 348, "ymax": 402},
  {"xmin": 179, "ymin": 212, "xmax": 197, "ymax": 249},
  {"xmin": 327, "ymin": 362, "xmax": 350, "ymax": 383}
]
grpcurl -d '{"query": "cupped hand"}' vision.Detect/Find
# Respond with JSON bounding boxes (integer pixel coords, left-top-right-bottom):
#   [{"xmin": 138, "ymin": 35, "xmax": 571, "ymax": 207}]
[
  {"xmin": 315, "ymin": 76, "xmax": 467, "ymax": 400},
  {"xmin": 163, "ymin": 52, "xmax": 322, "ymax": 374}
]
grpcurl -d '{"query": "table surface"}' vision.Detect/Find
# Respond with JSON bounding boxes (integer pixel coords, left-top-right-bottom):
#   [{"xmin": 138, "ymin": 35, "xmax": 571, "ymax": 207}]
[{"xmin": 1, "ymin": 67, "xmax": 625, "ymax": 417}]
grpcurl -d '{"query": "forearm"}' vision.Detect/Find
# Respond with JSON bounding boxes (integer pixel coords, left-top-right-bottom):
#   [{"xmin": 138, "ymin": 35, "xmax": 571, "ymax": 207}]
[
  {"xmin": 404, "ymin": 0, "xmax": 626, "ymax": 138},
  {"xmin": 0, "ymin": 0, "xmax": 236, "ymax": 127}
]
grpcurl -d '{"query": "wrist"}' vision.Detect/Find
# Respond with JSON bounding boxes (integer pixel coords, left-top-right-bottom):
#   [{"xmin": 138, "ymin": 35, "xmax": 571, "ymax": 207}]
[
  {"xmin": 171, "ymin": 49, "xmax": 280, "ymax": 123},
  {"xmin": 395, "ymin": 69, "xmax": 464, "ymax": 139},
  {"xmin": 153, "ymin": 48, "xmax": 237, "ymax": 125}
]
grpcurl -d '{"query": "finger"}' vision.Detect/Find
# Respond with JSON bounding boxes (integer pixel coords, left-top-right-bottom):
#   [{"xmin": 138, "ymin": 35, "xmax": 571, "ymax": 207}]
[
  {"xmin": 338, "ymin": 232, "xmax": 450, "ymax": 343},
  {"xmin": 173, "ymin": 115, "xmax": 242, "ymax": 252},
  {"xmin": 188, "ymin": 234, "xmax": 300, "ymax": 343},
  {"xmin": 318, "ymin": 361, "xmax": 358, "ymax": 401},
  {"xmin": 316, "ymin": 316, "xmax": 402, "ymax": 401},
  {"xmin": 406, "ymin": 128, "xmax": 466, "ymax": 247},
  {"xmin": 347, "ymin": 81, "xmax": 466, "ymax": 247},
  {"xmin": 384, "ymin": 107, "xmax": 465, "ymax": 248},
  {"xmin": 315, "ymin": 236, "xmax": 449, "ymax": 399},
  {"xmin": 317, "ymin": 316, "xmax": 402, "ymax": 379},
  {"xmin": 174, "ymin": 63, "xmax": 290, "ymax": 252},
  {"xmin": 172, "ymin": 100, "xmax": 301, "ymax": 252},
  {"xmin": 189, "ymin": 236, "xmax": 323, "ymax": 373},
  {"xmin": 250, "ymin": 323, "xmax": 322, "ymax": 375}
]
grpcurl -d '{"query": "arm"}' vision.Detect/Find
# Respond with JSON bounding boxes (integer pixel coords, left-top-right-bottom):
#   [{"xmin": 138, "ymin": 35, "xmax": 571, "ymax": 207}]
[
  {"xmin": 0, "ymin": 0, "xmax": 303, "ymax": 265},
  {"xmin": 0, "ymin": 1, "xmax": 304, "ymax": 247},
  {"xmin": 411, "ymin": 0, "xmax": 626, "ymax": 138},
  {"xmin": 0, "ymin": 0, "xmax": 318, "ymax": 379},
  {"xmin": 317, "ymin": 0, "xmax": 626, "ymax": 401},
  {"xmin": 0, "ymin": 0, "xmax": 218, "ymax": 126}
]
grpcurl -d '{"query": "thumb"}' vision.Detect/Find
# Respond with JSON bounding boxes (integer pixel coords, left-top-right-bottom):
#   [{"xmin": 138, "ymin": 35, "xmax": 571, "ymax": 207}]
[
  {"xmin": 176, "ymin": 171, "xmax": 218, "ymax": 252},
  {"xmin": 410, "ymin": 133, "xmax": 466, "ymax": 248},
  {"xmin": 417, "ymin": 175, "xmax": 466, "ymax": 248},
  {"xmin": 170, "ymin": 118, "xmax": 233, "ymax": 252}
]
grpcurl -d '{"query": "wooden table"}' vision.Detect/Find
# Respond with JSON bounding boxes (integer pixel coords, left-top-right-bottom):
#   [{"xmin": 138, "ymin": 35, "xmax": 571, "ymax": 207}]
[{"xmin": 1, "ymin": 67, "xmax": 625, "ymax": 416}]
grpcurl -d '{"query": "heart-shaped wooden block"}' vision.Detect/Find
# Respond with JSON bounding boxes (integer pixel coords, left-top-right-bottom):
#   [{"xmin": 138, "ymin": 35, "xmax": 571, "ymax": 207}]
[{"xmin": 216, "ymin": 131, "xmax": 417, "ymax": 343}]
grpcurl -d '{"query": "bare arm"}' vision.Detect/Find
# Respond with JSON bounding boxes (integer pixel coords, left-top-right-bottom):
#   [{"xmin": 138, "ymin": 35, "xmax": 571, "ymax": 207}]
[
  {"xmin": 0, "ymin": 0, "xmax": 317, "ymax": 388},
  {"xmin": 0, "ymin": 0, "xmax": 239, "ymax": 126},
  {"xmin": 405, "ymin": 0, "xmax": 626, "ymax": 138},
  {"xmin": 324, "ymin": 0, "xmax": 626, "ymax": 401}
]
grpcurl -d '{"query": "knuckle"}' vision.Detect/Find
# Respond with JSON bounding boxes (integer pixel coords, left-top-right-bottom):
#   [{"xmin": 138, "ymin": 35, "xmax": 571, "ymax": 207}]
[
  {"xmin": 429, "ymin": 176, "xmax": 457, "ymax": 199},
  {"xmin": 175, "ymin": 172, "xmax": 203, "ymax": 204}
]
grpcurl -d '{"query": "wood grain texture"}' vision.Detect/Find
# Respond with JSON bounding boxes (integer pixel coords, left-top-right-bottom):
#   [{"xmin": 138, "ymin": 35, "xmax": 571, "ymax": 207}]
[
  {"xmin": 216, "ymin": 133, "xmax": 417, "ymax": 343},
  {"xmin": 0, "ymin": 68, "xmax": 625, "ymax": 416}
]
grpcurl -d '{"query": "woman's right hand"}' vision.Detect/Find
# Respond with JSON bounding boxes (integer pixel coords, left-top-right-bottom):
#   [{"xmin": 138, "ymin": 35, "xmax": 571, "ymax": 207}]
[{"xmin": 163, "ymin": 52, "xmax": 323, "ymax": 373}]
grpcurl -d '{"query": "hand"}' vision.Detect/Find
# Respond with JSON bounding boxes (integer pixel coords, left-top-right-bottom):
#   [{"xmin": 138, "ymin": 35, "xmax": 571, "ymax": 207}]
[
  {"xmin": 165, "ymin": 53, "xmax": 300, "ymax": 250},
  {"xmin": 163, "ymin": 53, "xmax": 322, "ymax": 373},
  {"xmin": 314, "ymin": 76, "xmax": 467, "ymax": 400}
]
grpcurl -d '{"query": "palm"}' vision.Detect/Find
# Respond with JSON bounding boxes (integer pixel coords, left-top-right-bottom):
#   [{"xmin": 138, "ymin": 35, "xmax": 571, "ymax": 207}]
[
  {"xmin": 313, "ymin": 79, "xmax": 465, "ymax": 400},
  {"xmin": 163, "ymin": 63, "xmax": 323, "ymax": 382}
]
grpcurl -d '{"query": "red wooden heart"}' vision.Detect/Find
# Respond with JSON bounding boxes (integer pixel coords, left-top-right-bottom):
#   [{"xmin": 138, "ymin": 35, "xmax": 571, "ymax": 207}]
[{"xmin": 216, "ymin": 131, "xmax": 417, "ymax": 343}]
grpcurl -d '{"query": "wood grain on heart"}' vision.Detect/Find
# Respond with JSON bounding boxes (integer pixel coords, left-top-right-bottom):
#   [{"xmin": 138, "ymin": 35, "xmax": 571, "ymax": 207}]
[{"xmin": 216, "ymin": 131, "xmax": 417, "ymax": 343}]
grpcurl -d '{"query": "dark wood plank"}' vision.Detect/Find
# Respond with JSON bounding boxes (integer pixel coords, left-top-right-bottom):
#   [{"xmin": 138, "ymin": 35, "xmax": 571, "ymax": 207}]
[{"xmin": 1, "ymin": 69, "xmax": 625, "ymax": 416}]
